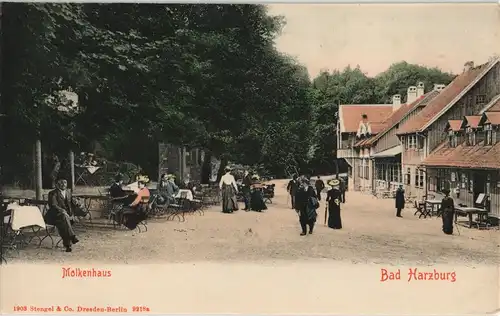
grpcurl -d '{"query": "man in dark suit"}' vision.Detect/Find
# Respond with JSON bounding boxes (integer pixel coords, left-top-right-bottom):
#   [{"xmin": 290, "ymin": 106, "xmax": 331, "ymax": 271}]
[
  {"xmin": 314, "ymin": 176, "xmax": 325, "ymax": 201},
  {"xmin": 45, "ymin": 178, "xmax": 79, "ymax": 252},
  {"xmin": 241, "ymin": 170, "xmax": 252, "ymax": 211},
  {"xmin": 286, "ymin": 174, "xmax": 299, "ymax": 209}
]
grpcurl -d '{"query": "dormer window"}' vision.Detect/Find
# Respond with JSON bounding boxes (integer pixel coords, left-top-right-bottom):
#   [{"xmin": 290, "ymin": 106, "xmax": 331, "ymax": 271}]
[
  {"xmin": 466, "ymin": 127, "xmax": 476, "ymax": 146},
  {"xmin": 448, "ymin": 130, "xmax": 458, "ymax": 147}
]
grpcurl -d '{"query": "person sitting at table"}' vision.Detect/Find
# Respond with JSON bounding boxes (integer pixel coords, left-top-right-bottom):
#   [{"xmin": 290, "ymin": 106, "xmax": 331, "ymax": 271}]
[
  {"xmin": 157, "ymin": 174, "xmax": 179, "ymax": 206},
  {"xmin": 440, "ymin": 189, "xmax": 455, "ymax": 235},
  {"xmin": 250, "ymin": 175, "xmax": 267, "ymax": 212},
  {"xmin": 45, "ymin": 178, "xmax": 79, "ymax": 252},
  {"xmin": 122, "ymin": 180, "xmax": 150, "ymax": 230}
]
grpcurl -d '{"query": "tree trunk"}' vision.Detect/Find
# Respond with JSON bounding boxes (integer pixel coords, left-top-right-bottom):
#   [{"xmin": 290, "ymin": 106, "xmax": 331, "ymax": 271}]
[
  {"xmin": 216, "ymin": 156, "xmax": 228, "ymax": 183},
  {"xmin": 34, "ymin": 139, "xmax": 43, "ymax": 200},
  {"xmin": 69, "ymin": 150, "xmax": 75, "ymax": 191},
  {"xmin": 201, "ymin": 151, "xmax": 212, "ymax": 184}
]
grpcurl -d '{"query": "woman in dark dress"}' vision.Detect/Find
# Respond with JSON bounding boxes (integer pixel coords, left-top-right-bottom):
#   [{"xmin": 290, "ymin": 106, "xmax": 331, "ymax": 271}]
[
  {"xmin": 294, "ymin": 176, "xmax": 319, "ymax": 236},
  {"xmin": 440, "ymin": 189, "xmax": 455, "ymax": 235},
  {"xmin": 250, "ymin": 176, "xmax": 268, "ymax": 212},
  {"xmin": 326, "ymin": 179, "xmax": 343, "ymax": 229}
]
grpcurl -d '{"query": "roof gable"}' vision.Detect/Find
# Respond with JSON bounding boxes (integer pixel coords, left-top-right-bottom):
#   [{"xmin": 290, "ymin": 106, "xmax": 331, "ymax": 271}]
[
  {"xmin": 479, "ymin": 112, "xmax": 500, "ymax": 126},
  {"xmin": 461, "ymin": 115, "xmax": 482, "ymax": 129},
  {"xmin": 445, "ymin": 120, "xmax": 462, "ymax": 132},
  {"xmin": 338, "ymin": 104, "xmax": 393, "ymax": 133}
]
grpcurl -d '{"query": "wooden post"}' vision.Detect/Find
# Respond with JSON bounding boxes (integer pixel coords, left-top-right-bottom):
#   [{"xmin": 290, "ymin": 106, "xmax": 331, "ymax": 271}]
[
  {"xmin": 69, "ymin": 150, "xmax": 75, "ymax": 191},
  {"xmin": 34, "ymin": 139, "xmax": 43, "ymax": 200}
]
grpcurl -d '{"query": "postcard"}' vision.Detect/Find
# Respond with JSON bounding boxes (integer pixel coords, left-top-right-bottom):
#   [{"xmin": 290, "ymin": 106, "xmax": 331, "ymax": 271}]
[{"xmin": 1, "ymin": 2, "xmax": 499, "ymax": 315}]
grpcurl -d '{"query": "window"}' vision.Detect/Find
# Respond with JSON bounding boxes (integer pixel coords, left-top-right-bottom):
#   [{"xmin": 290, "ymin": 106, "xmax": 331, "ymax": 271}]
[
  {"xmin": 415, "ymin": 170, "xmax": 424, "ymax": 188},
  {"xmin": 475, "ymin": 95, "xmax": 486, "ymax": 105},
  {"xmin": 448, "ymin": 130, "xmax": 458, "ymax": 147},
  {"xmin": 466, "ymin": 127, "xmax": 476, "ymax": 146},
  {"xmin": 404, "ymin": 168, "xmax": 411, "ymax": 185},
  {"xmin": 405, "ymin": 134, "xmax": 417, "ymax": 149},
  {"xmin": 365, "ymin": 165, "xmax": 369, "ymax": 180},
  {"xmin": 485, "ymin": 124, "xmax": 493, "ymax": 145},
  {"xmin": 417, "ymin": 137, "xmax": 424, "ymax": 149}
]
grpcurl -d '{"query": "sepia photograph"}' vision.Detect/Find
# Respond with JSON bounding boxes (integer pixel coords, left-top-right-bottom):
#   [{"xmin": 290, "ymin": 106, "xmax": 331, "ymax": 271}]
[{"xmin": 1, "ymin": 2, "xmax": 499, "ymax": 314}]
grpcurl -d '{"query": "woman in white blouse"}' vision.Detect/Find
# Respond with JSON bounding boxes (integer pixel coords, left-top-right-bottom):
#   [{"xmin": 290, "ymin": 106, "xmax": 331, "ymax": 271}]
[{"xmin": 219, "ymin": 166, "xmax": 239, "ymax": 213}]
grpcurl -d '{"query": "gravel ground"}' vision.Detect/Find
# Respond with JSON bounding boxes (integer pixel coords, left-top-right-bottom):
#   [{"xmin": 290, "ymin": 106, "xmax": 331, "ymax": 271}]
[{"xmin": 5, "ymin": 179, "xmax": 499, "ymax": 265}]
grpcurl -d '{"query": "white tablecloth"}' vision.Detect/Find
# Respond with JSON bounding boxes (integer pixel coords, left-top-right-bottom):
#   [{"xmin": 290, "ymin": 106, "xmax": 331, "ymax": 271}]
[
  {"xmin": 7, "ymin": 205, "xmax": 46, "ymax": 231},
  {"xmin": 174, "ymin": 189, "xmax": 194, "ymax": 201}
]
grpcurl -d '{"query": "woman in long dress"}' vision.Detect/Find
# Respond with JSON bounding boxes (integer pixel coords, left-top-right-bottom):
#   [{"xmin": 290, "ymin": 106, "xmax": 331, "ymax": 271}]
[
  {"xmin": 250, "ymin": 175, "xmax": 268, "ymax": 212},
  {"xmin": 440, "ymin": 188, "xmax": 455, "ymax": 235},
  {"xmin": 326, "ymin": 179, "xmax": 342, "ymax": 229},
  {"xmin": 219, "ymin": 166, "xmax": 239, "ymax": 213}
]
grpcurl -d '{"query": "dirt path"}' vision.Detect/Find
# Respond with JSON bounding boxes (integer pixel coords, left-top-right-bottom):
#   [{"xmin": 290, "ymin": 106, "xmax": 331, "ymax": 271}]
[{"xmin": 5, "ymin": 179, "xmax": 499, "ymax": 265}]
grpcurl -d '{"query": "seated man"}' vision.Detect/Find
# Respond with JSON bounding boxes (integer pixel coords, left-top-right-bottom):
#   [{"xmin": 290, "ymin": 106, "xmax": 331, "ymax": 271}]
[
  {"xmin": 45, "ymin": 178, "xmax": 79, "ymax": 252},
  {"xmin": 122, "ymin": 180, "xmax": 150, "ymax": 230},
  {"xmin": 157, "ymin": 174, "xmax": 179, "ymax": 206}
]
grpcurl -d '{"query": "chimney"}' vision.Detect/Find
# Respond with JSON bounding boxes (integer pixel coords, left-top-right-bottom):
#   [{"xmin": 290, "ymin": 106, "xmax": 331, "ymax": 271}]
[
  {"xmin": 392, "ymin": 94, "xmax": 401, "ymax": 112},
  {"xmin": 463, "ymin": 61, "xmax": 474, "ymax": 73},
  {"xmin": 407, "ymin": 86, "xmax": 417, "ymax": 104},
  {"xmin": 433, "ymin": 84, "xmax": 446, "ymax": 92},
  {"xmin": 416, "ymin": 82, "xmax": 425, "ymax": 97}
]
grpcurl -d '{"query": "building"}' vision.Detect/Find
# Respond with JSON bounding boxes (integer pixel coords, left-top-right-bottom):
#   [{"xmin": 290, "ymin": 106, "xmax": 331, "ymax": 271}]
[
  {"xmin": 336, "ymin": 103, "xmax": 393, "ymax": 191},
  {"xmin": 397, "ymin": 58, "xmax": 500, "ymax": 208},
  {"xmin": 361, "ymin": 84, "xmax": 440, "ymax": 195},
  {"xmin": 158, "ymin": 143, "xmax": 204, "ymax": 183}
]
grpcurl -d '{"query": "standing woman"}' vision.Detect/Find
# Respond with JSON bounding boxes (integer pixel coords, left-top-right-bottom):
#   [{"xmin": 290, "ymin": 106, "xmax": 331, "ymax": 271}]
[
  {"xmin": 219, "ymin": 166, "xmax": 239, "ymax": 213},
  {"xmin": 395, "ymin": 184, "xmax": 405, "ymax": 218},
  {"xmin": 440, "ymin": 189, "xmax": 455, "ymax": 235},
  {"xmin": 326, "ymin": 179, "xmax": 343, "ymax": 229},
  {"xmin": 294, "ymin": 176, "xmax": 319, "ymax": 236},
  {"xmin": 249, "ymin": 175, "xmax": 268, "ymax": 212}
]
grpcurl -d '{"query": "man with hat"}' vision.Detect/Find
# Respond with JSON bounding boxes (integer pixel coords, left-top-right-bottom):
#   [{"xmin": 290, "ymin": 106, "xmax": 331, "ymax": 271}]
[
  {"xmin": 395, "ymin": 184, "xmax": 405, "ymax": 218},
  {"xmin": 294, "ymin": 176, "xmax": 318, "ymax": 235},
  {"xmin": 326, "ymin": 179, "xmax": 343, "ymax": 229},
  {"xmin": 440, "ymin": 188, "xmax": 455, "ymax": 235},
  {"xmin": 315, "ymin": 176, "xmax": 325, "ymax": 201},
  {"xmin": 286, "ymin": 174, "xmax": 299, "ymax": 209}
]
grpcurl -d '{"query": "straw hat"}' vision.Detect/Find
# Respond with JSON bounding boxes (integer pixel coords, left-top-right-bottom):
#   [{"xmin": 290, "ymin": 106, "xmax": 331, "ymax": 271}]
[
  {"xmin": 137, "ymin": 175, "xmax": 150, "ymax": 183},
  {"xmin": 327, "ymin": 179, "xmax": 340, "ymax": 187}
]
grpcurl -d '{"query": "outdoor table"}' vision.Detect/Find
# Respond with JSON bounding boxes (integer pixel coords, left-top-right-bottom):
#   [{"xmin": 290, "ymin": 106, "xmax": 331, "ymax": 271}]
[
  {"xmin": 5, "ymin": 204, "xmax": 46, "ymax": 248},
  {"xmin": 454, "ymin": 206, "xmax": 489, "ymax": 228},
  {"xmin": 174, "ymin": 189, "xmax": 194, "ymax": 201},
  {"xmin": 424, "ymin": 199, "xmax": 442, "ymax": 218},
  {"xmin": 72, "ymin": 194, "xmax": 109, "ymax": 222}
]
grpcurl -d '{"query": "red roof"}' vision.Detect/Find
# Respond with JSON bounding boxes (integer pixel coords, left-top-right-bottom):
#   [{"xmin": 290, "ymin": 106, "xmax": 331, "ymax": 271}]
[
  {"xmin": 463, "ymin": 115, "xmax": 482, "ymax": 128},
  {"xmin": 488, "ymin": 98, "xmax": 500, "ymax": 112},
  {"xmin": 363, "ymin": 91, "xmax": 439, "ymax": 146},
  {"xmin": 483, "ymin": 112, "xmax": 500, "ymax": 125},
  {"xmin": 339, "ymin": 104, "xmax": 393, "ymax": 133},
  {"xmin": 446, "ymin": 120, "xmax": 462, "ymax": 132},
  {"xmin": 421, "ymin": 141, "xmax": 500, "ymax": 169},
  {"xmin": 397, "ymin": 62, "xmax": 493, "ymax": 135}
]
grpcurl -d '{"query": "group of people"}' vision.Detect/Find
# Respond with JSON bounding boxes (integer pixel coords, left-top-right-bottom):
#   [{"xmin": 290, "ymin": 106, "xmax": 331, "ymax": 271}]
[
  {"xmin": 394, "ymin": 184, "xmax": 456, "ymax": 235},
  {"xmin": 287, "ymin": 175, "xmax": 346, "ymax": 235},
  {"xmin": 219, "ymin": 166, "xmax": 268, "ymax": 213}
]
